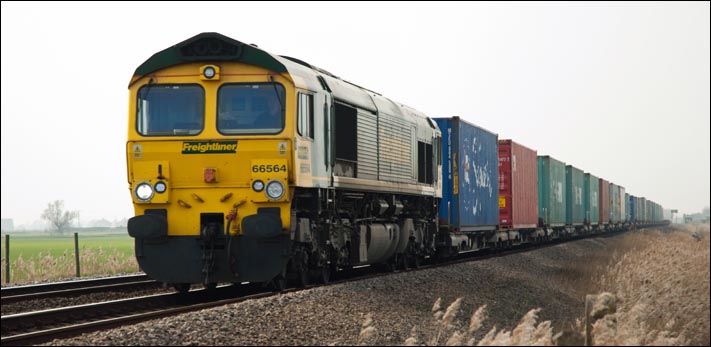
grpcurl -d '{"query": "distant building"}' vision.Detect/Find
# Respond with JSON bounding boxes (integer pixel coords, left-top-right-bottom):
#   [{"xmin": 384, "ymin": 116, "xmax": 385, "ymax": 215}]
[
  {"xmin": 1, "ymin": 218, "xmax": 14, "ymax": 232},
  {"xmin": 684, "ymin": 207, "xmax": 710, "ymax": 223}
]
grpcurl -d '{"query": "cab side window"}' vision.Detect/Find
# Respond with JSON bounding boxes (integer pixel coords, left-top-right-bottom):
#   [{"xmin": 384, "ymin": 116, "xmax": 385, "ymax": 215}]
[{"xmin": 298, "ymin": 93, "xmax": 314, "ymax": 139}]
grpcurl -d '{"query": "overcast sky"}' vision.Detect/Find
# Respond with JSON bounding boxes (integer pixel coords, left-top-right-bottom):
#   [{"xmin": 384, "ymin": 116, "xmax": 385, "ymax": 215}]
[{"xmin": 1, "ymin": 2, "xmax": 709, "ymax": 227}]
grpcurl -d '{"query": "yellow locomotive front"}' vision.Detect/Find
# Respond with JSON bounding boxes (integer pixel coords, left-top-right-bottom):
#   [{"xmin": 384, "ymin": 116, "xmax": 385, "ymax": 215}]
[{"xmin": 127, "ymin": 33, "xmax": 297, "ymax": 289}]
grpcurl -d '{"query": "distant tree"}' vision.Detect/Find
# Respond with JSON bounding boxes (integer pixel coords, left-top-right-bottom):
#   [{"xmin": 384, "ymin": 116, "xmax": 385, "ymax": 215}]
[
  {"xmin": 113, "ymin": 217, "xmax": 128, "ymax": 228},
  {"xmin": 41, "ymin": 200, "xmax": 78, "ymax": 235},
  {"xmin": 88, "ymin": 218, "xmax": 112, "ymax": 228}
]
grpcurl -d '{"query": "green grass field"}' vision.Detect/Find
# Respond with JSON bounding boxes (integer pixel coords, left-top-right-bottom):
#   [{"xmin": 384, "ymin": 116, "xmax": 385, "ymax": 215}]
[{"xmin": 1, "ymin": 231, "xmax": 139, "ymax": 285}]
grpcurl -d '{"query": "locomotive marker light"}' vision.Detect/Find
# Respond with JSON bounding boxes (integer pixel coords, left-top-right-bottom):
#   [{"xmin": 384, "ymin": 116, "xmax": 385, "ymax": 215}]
[
  {"xmin": 252, "ymin": 180, "xmax": 265, "ymax": 192},
  {"xmin": 135, "ymin": 182, "xmax": 154, "ymax": 201},
  {"xmin": 155, "ymin": 181, "xmax": 167, "ymax": 194},
  {"xmin": 200, "ymin": 65, "xmax": 220, "ymax": 80},
  {"xmin": 265, "ymin": 180, "xmax": 284, "ymax": 200}
]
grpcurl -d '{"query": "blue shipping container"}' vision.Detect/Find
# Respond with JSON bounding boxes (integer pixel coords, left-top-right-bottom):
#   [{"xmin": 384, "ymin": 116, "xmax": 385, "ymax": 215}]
[
  {"xmin": 629, "ymin": 195, "xmax": 636, "ymax": 222},
  {"xmin": 435, "ymin": 117, "xmax": 499, "ymax": 231}
]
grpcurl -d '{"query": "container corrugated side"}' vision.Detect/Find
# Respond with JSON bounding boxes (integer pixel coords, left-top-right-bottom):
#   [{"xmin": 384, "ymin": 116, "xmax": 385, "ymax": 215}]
[
  {"xmin": 609, "ymin": 183, "xmax": 620, "ymax": 223},
  {"xmin": 623, "ymin": 191, "xmax": 629, "ymax": 222},
  {"xmin": 565, "ymin": 165, "xmax": 585, "ymax": 225},
  {"xmin": 437, "ymin": 117, "xmax": 455, "ymax": 225},
  {"xmin": 584, "ymin": 173, "xmax": 599, "ymax": 225},
  {"xmin": 436, "ymin": 117, "xmax": 499, "ymax": 230},
  {"xmin": 538, "ymin": 156, "xmax": 566, "ymax": 227},
  {"xmin": 599, "ymin": 178, "xmax": 610, "ymax": 224},
  {"xmin": 498, "ymin": 140, "xmax": 538, "ymax": 229}
]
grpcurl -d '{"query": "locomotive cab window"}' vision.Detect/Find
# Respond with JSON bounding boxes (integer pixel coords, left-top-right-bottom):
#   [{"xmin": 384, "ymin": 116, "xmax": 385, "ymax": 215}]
[
  {"xmin": 137, "ymin": 84, "xmax": 204, "ymax": 136},
  {"xmin": 297, "ymin": 93, "xmax": 314, "ymax": 139},
  {"xmin": 218, "ymin": 83, "xmax": 285, "ymax": 135}
]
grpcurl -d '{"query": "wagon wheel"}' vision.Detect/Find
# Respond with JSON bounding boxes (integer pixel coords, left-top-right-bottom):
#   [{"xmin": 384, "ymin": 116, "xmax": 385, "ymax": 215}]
[{"xmin": 173, "ymin": 283, "xmax": 191, "ymax": 294}]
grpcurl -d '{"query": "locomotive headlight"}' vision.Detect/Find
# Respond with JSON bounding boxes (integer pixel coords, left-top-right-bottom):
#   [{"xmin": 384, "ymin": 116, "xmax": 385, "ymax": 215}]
[
  {"xmin": 154, "ymin": 181, "xmax": 167, "ymax": 194},
  {"xmin": 135, "ymin": 182, "xmax": 154, "ymax": 201},
  {"xmin": 203, "ymin": 66, "xmax": 216, "ymax": 79},
  {"xmin": 265, "ymin": 181, "xmax": 284, "ymax": 200},
  {"xmin": 252, "ymin": 180, "xmax": 264, "ymax": 192}
]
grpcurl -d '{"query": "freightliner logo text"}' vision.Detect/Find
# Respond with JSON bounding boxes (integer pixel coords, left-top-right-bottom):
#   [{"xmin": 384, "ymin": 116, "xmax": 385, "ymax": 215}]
[{"xmin": 182, "ymin": 141, "xmax": 238, "ymax": 154}]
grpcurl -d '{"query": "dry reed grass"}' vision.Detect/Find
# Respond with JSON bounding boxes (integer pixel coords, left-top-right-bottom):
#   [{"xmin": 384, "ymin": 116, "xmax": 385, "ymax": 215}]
[
  {"xmin": 352, "ymin": 223, "xmax": 709, "ymax": 346},
  {"xmin": 2, "ymin": 246, "xmax": 138, "ymax": 284},
  {"xmin": 588, "ymin": 223, "xmax": 710, "ymax": 346},
  {"xmin": 357, "ymin": 297, "xmax": 555, "ymax": 346}
]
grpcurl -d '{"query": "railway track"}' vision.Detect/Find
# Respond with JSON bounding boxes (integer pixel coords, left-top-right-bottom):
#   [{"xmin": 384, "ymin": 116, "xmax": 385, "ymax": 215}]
[
  {"xmin": 0, "ymin": 227, "xmax": 648, "ymax": 345},
  {"xmin": 1, "ymin": 274, "xmax": 159, "ymax": 305}
]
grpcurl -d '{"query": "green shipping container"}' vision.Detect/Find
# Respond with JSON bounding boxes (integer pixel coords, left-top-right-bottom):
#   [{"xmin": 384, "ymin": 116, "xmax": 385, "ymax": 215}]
[
  {"xmin": 566, "ymin": 165, "xmax": 585, "ymax": 225},
  {"xmin": 609, "ymin": 183, "xmax": 620, "ymax": 223},
  {"xmin": 538, "ymin": 156, "xmax": 566, "ymax": 227},
  {"xmin": 584, "ymin": 173, "xmax": 599, "ymax": 225}
]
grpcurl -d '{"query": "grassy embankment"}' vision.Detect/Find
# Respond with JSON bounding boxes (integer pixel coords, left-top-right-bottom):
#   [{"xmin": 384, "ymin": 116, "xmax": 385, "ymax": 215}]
[{"xmin": 1, "ymin": 230, "xmax": 138, "ymax": 285}]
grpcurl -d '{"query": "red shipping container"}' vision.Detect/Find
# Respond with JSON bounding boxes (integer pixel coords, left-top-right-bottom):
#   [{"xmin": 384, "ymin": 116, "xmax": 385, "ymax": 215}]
[
  {"xmin": 498, "ymin": 140, "xmax": 538, "ymax": 229},
  {"xmin": 598, "ymin": 178, "xmax": 610, "ymax": 225}
]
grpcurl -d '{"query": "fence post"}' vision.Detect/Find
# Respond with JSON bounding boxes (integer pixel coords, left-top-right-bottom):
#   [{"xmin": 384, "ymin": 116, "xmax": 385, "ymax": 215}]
[
  {"xmin": 4, "ymin": 234, "xmax": 9, "ymax": 283},
  {"xmin": 74, "ymin": 232, "xmax": 80, "ymax": 278}
]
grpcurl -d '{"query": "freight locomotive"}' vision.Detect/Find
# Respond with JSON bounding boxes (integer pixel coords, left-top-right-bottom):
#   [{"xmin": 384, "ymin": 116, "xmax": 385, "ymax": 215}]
[{"xmin": 126, "ymin": 33, "xmax": 666, "ymax": 292}]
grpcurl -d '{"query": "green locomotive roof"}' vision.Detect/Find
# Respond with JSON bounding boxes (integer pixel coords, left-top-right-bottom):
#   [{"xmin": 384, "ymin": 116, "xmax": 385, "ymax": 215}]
[{"xmin": 131, "ymin": 32, "xmax": 287, "ymax": 85}]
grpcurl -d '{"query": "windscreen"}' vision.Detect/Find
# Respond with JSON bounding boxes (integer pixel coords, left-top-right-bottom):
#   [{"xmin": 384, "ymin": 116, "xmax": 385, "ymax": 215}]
[
  {"xmin": 217, "ymin": 83, "xmax": 285, "ymax": 135},
  {"xmin": 136, "ymin": 84, "xmax": 204, "ymax": 136}
]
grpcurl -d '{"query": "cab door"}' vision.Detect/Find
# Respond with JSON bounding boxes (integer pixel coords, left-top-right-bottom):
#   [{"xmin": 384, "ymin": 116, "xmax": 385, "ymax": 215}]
[{"xmin": 295, "ymin": 85, "xmax": 333, "ymax": 188}]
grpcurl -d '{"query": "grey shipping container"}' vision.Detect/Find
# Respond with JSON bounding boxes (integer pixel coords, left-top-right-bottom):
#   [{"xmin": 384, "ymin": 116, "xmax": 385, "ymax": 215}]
[
  {"xmin": 538, "ymin": 156, "xmax": 566, "ymax": 227},
  {"xmin": 566, "ymin": 165, "xmax": 585, "ymax": 225},
  {"xmin": 436, "ymin": 117, "xmax": 499, "ymax": 231}
]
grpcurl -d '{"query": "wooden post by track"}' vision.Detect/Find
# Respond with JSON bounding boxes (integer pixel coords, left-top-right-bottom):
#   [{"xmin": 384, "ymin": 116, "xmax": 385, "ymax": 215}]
[
  {"xmin": 74, "ymin": 232, "xmax": 80, "ymax": 278},
  {"xmin": 4, "ymin": 234, "xmax": 9, "ymax": 283}
]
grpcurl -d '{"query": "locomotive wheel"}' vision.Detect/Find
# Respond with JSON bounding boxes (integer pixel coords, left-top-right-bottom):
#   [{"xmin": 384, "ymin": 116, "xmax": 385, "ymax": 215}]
[
  {"xmin": 411, "ymin": 255, "xmax": 421, "ymax": 269},
  {"xmin": 173, "ymin": 283, "xmax": 191, "ymax": 294},
  {"xmin": 298, "ymin": 265, "xmax": 310, "ymax": 288},
  {"xmin": 271, "ymin": 267, "xmax": 288, "ymax": 292},
  {"xmin": 296, "ymin": 252, "xmax": 310, "ymax": 287},
  {"xmin": 272, "ymin": 275, "xmax": 287, "ymax": 292}
]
